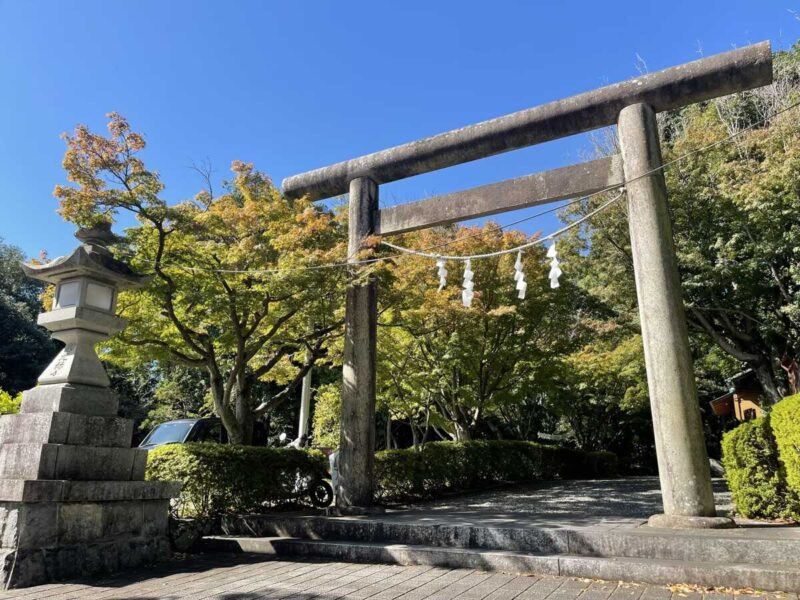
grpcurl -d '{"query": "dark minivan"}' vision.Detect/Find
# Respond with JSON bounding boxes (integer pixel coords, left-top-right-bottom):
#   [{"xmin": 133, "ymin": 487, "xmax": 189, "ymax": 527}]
[{"xmin": 138, "ymin": 418, "xmax": 227, "ymax": 449}]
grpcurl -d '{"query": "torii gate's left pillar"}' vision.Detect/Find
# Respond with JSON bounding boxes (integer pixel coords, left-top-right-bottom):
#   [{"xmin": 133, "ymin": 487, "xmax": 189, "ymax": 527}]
[{"xmin": 337, "ymin": 177, "xmax": 379, "ymax": 508}]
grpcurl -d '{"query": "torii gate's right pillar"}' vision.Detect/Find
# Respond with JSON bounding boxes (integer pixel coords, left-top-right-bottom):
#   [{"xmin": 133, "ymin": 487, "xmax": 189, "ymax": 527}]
[{"xmin": 618, "ymin": 103, "xmax": 731, "ymax": 527}]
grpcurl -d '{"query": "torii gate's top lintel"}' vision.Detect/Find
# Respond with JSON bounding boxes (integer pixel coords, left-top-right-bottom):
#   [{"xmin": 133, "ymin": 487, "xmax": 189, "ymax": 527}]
[{"xmin": 282, "ymin": 41, "xmax": 772, "ymax": 202}]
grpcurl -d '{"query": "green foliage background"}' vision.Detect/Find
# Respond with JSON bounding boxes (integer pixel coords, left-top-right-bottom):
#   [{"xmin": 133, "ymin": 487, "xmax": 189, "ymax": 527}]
[
  {"xmin": 0, "ymin": 239, "xmax": 58, "ymax": 394},
  {"xmin": 311, "ymin": 382, "xmax": 341, "ymax": 449}
]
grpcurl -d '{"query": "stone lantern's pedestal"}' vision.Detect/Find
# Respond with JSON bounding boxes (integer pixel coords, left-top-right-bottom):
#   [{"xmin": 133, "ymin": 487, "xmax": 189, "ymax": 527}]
[
  {"xmin": 0, "ymin": 387, "xmax": 180, "ymax": 587},
  {"xmin": 0, "ymin": 226, "xmax": 180, "ymax": 588}
]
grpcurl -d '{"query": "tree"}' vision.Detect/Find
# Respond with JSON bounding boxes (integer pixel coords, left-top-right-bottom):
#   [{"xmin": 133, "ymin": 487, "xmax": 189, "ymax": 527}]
[
  {"xmin": 0, "ymin": 239, "xmax": 58, "ymax": 393},
  {"xmin": 562, "ymin": 43, "xmax": 800, "ymax": 403},
  {"xmin": 139, "ymin": 365, "xmax": 212, "ymax": 430},
  {"xmin": 106, "ymin": 361, "xmax": 212, "ymax": 439},
  {"xmin": 377, "ymin": 224, "xmax": 581, "ymax": 442},
  {"xmin": 55, "ymin": 114, "xmax": 347, "ymax": 444},
  {"xmin": 548, "ymin": 329, "xmax": 652, "ymax": 466},
  {"xmin": 310, "ymin": 382, "xmax": 342, "ymax": 448}
]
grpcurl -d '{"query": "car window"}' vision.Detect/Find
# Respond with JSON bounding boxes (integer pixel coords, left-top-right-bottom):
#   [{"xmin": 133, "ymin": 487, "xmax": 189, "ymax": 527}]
[
  {"xmin": 201, "ymin": 421, "xmax": 222, "ymax": 443},
  {"xmin": 140, "ymin": 421, "xmax": 194, "ymax": 446}
]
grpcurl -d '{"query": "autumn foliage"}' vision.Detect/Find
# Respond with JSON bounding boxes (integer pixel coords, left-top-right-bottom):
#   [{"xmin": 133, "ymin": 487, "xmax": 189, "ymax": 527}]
[{"xmin": 55, "ymin": 114, "xmax": 347, "ymax": 444}]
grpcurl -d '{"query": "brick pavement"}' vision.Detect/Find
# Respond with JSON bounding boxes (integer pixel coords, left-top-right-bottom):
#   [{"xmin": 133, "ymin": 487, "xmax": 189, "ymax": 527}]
[{"xmin": 0, "ymin": 554, "xmax": 794, "ymax": 600}]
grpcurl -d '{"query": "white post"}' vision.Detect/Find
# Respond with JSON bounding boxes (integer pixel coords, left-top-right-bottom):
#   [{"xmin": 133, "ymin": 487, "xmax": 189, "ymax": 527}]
[{"xmin": 298, "ymin": 369, "xmax": 312, "ymax": 443}]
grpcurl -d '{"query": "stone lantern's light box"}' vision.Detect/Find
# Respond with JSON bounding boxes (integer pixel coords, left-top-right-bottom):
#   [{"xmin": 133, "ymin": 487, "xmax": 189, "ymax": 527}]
[
  {"xmin": 54, "ymin": 280, "xmax": 80, "ymax": 308},
  {"xmin": 53, "ymin": 277, "xmax": 116, "ymax": 313},
  {"xmin": 86, "ymin": 281, "xmax": 115, "ymax": 311}
]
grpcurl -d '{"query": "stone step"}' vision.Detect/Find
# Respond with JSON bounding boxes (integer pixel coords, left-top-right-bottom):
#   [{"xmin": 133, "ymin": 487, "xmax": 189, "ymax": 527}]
[
  {"xmin": 0, "ymin": 443, "xmax": 147, "ymax": 481},
  {"xmin": 0, "ymin": 479, "xmax": 180, "ymax": 503},
  {"xmin": 0, "ymin": 412, "xmax": 133, "ymax": 447},
  {"xmin": 203, "ymin": 536, "xmax": 800, "ymax": 592},
  {"xmin": 220, "ymin": 514, "xmax": 800, "ymax": 567}
]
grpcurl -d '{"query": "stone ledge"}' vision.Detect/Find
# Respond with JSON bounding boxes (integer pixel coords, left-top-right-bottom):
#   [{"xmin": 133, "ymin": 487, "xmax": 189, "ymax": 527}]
[
  {"xmin": 21, "ymin": 384, "xmax": 118, "ymax": 417},
  {"xmin": 0, "ymin": 498, "xmax": 171, "ymax": 549},
  {"xmin": 0, "ymin": 479, "xmax": 181, "ymax": 503},
  {"xmin": 0, "ymin": 413, "xmax": 133, "ymax": 448},
  {"xmin": 0, "ymin": 444, "xmax": 149, "ymax": 481},
  {"xmin": 1, "ymin": 534, "xmax": 170, "ymax": 588}
]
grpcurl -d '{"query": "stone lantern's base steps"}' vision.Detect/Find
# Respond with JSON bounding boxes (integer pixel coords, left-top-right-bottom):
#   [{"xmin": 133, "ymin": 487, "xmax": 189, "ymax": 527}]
[{"xmin": 203, "ymin": 514, "xmax": 800, "ymax": 592}]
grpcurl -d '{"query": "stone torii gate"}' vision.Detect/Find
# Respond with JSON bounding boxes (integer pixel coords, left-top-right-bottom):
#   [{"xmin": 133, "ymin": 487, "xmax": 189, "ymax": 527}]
[{"xmin": 282, "ymin": 42, "xmax": 773, "ymax": 526}]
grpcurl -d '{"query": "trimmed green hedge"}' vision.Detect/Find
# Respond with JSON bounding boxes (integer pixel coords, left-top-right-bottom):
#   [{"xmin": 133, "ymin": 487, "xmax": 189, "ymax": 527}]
[
  {"xmin": 771, "ymin": 394, "xmax": 800, "ymax": 492},
  {"xmin": 146, "ymin": 443, "xmax": 328, "ymax": 517},
  {"xmin": 721, "ymin": 416, "xmax": 800, "ymax": 521},
  {"xmin": 375, "ymin": 441, "xmax": 617, "ymax": 503},
  {"xmin": 147, "ymin": 440, "xmax": 617, "ymax": 514}
]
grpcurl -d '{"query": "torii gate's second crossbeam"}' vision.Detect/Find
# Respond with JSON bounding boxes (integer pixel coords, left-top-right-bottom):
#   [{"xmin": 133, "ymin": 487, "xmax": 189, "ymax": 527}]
[{"xmin": 283, "ymin": 42, "xmax": 772, "ymax": 528}]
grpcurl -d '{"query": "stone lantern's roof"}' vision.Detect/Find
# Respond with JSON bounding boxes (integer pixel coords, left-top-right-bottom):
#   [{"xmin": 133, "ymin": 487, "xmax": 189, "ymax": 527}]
[{"xmin": 22, "ymin": 223, "xmax": 150, "ymax": 289}]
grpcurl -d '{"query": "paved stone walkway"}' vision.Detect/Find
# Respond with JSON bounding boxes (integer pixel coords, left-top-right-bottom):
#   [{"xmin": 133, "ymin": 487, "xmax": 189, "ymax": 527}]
[
  {"xmin": 1, "ymin": 554, "xmax": 794, "ymax": 600},
  {"xmin": 397, "ymin": 478, "xmax": 734, "ymax": 529}
]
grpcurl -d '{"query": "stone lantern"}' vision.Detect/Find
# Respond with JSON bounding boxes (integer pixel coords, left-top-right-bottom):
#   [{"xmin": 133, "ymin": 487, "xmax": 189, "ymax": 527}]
[
  {"xmin": 32, "ymin": 224, "xmax": 143, "ymax": 390},
  {"xmin": 0, "ymin": 224, "xmax": 180, "ymax": 589}
]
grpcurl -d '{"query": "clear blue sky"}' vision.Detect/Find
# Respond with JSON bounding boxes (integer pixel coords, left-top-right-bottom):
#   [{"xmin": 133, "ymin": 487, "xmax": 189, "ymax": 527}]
[{"xmin": 1, "ymin": 0, "xmax": 798, "ymax": 259}]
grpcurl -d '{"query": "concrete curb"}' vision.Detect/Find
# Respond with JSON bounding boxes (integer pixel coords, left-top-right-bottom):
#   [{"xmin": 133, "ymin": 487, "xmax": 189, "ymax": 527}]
[{"xmin": 203, "ymin": 536, "xmax": 800, "ymax": 592}]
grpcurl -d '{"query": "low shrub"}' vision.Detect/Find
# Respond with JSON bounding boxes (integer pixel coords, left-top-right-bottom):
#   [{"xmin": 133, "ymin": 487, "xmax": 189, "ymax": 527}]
[
  {"xmin": 0, "ymin": 390, "xmax": 21, "ymax": 415},
  {"xmin": 721, "ymin": 416, "xmax": 800, "ymax": 520},
  {"xmin": 771, "ymin": 394, "xmax": 800, "ymax": 493},
  {"xmin": 375, "ymin": 440, "xmax": 618, "ymax": 503},
  {"xmin": 146, "ymin": 443, "xmax": 328, "ymax": 517}
]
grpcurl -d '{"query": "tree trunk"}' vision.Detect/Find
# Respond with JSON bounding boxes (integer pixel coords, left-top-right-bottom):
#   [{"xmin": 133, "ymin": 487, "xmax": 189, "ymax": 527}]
[
  {"xmin": 410, "ymin": 423, "xmax": 420, "ymax": 449},
  {"xmin": 750, "ymin": 358, "xmax": 783, "ymax": 404},
  {"xmin": 453, "ymin": 422, "xmax": 472, "ymax": 441},
  {"xmin": 688, "ymin": 308, "xmax": 785, "ymax": 404},
  {"xmin": 209, "ymin": 366, "xmax": 244, "ymax": 444},
  {"xmin": 237, "ymin": 371, "xmax": 256, "ymax": 445},
  {"xmin": 235, "ymin": 393, "xmax": 254, "ymax": 445}
]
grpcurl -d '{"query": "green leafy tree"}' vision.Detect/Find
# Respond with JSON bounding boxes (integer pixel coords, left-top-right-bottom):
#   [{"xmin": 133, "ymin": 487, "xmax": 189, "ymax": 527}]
[
  {"xmin": 140, "ymin": 365, "xmax": 213, "ymax": 430},
  {"xmin": 55, "ymin": 114, "xmax": 347, "ymax": 444},
  {"xmin": 0, "ymin": 239, "xmax": 58, "ymax": 393},
  {"xmin": 547, "ymin": 329, "xmax": 653, "ymax": 468},
  {"xmin": 563, "ymin": 43, "xmax": 800, "ymax": 403},
  {"xmin": 310, "ymin": 382, "xmax": 341, "ymax": 448},
  {"xmin": 106, "ymin": 362, "xmax": 159, "ymax": 437},
  {"xmin": 378, "ymin": 225, "xmax": 580, "ymax": 441}
]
